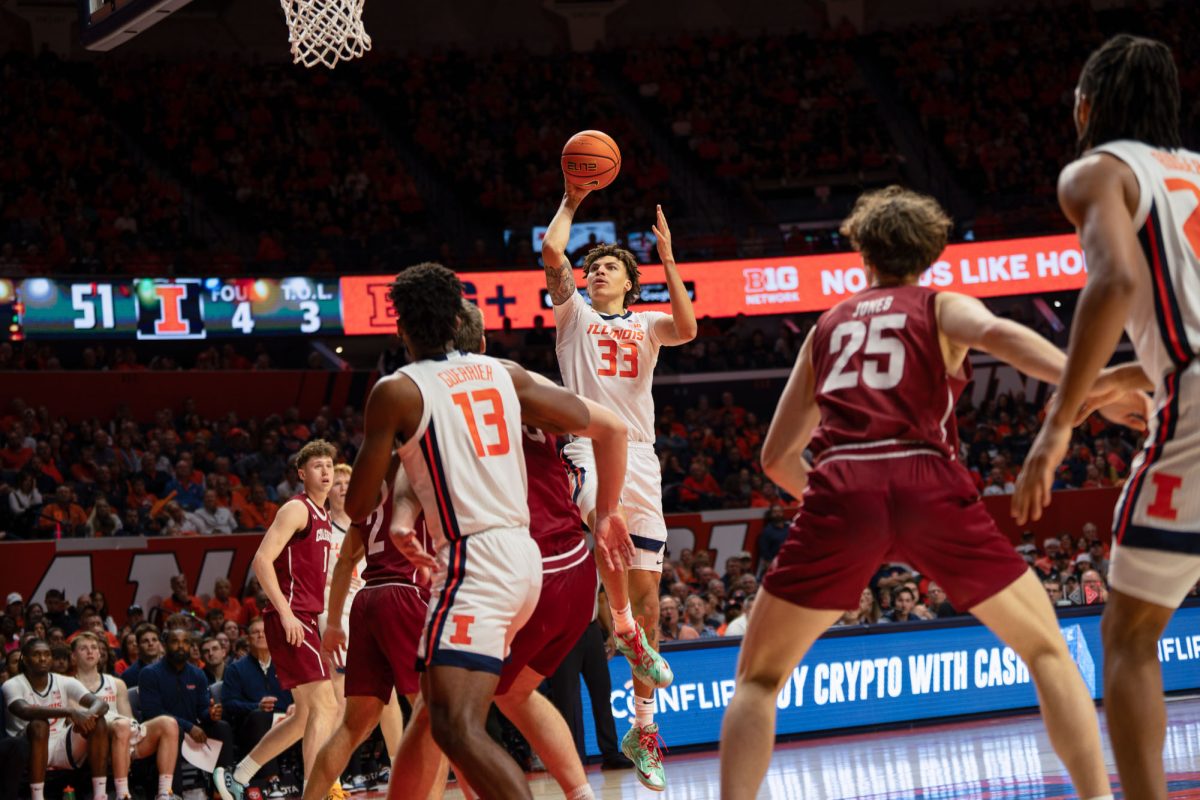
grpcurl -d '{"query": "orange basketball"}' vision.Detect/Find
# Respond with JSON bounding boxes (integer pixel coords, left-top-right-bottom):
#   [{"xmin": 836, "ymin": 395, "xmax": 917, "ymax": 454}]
[{"xmin": 561, "ymin": 130, "xmax": 621, "ymax": 190}]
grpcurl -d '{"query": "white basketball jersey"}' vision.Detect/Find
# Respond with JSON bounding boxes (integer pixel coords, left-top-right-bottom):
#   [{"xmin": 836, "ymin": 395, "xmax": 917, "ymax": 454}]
[
  {"xmin": 397, "ymin": 351, "xmax": 529, "ymax": 550},
  {"xmin": 83, "ymin": 673, "xmax": 121, "ymax": 723},
  {"xmin": 1, "ymin": 673, "xmax": 88, "ymax": 736},
  {"xmin": 553, "ymin": 292, "xmax": 669, "ymax": 443},
  {"xmin": 1091, "ymin": 141, "xmax": 1200, "ymax": 381},
  {"xmin": 324, "ymin": 520, "xmax": 364, "ymax": 633}
]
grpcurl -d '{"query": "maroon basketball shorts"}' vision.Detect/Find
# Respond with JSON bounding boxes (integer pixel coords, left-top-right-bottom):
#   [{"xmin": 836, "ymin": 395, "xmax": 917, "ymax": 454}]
[
  {"xmin": 345, "ymin": 582, "xmax": 429, "ymax": 699},
  {"xmin": 264, "ymin": 609, "xmax": 329, "ymax": 690},
  {"xmin": 763, "ymin": 454, "xmax": 1028, "ymax": 612},
  {"xmin": 497, "ymin": 540, "xmax": 596, "ymax": 695}
]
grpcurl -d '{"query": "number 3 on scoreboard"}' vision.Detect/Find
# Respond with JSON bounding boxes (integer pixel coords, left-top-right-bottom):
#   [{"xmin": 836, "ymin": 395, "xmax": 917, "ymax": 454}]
[{"xmin": 597, "ymin": 339, "xmax": 638, "ymax": 378}]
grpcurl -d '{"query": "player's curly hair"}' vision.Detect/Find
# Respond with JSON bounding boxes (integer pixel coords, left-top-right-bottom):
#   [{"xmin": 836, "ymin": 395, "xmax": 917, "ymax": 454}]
[
  {"xmin": 840, "ymin": 186, "xmax": 951, "ymax": 281},
  {"xmin": 389, "ymin": 262, "xmax": 464, "ymax": 354},
  {"xmin": 1077, "ymin": 34, "xmax": 1181, "ymax": 154},
  {"xmin": 454, "ymin": 299, "xmax": 485, "ymax": 354},
  {"xmin": 296, "ymin": 438, "xmax": 337, "ymax": 469},
  {"xmin": 583, "ymin": 244, "xmax": 641, "ymax": 308}
]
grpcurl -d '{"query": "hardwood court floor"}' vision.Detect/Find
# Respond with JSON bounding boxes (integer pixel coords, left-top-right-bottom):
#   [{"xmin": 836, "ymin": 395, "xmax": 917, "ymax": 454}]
[{"xmin": 421, "ymin": 694, "xmax": 1200, "ymax": 799}]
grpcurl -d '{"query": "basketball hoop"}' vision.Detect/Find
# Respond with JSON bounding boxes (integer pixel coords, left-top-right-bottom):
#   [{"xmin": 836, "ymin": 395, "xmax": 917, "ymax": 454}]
[{"xmin": 279, "ymin": 0, "xmax": 371, "ymax": 69}]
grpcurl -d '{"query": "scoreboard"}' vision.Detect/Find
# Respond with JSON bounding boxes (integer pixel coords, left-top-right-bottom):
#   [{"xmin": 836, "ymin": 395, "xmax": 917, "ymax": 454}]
[
  {"xmin": 17, "ymin": 277, "xmax": 341, "ymax": 339},
  {"xmin": 9, "ymin": 233, "xmax": 1089, "ymax": 341}
]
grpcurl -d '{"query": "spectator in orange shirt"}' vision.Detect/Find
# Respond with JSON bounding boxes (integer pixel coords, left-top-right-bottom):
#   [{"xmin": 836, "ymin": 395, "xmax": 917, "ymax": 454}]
[
  {"xmin": 236, "ymin": 483, "xmax": 278, "ymax": 531},
  {"xmin": 208, "ymin": 578, "xmax": 243, "ymax": 622},
  {"xmin": 161, "ymin": 573, "xmax": 204, "ymax": 616},
  {"xmin": 37, "ymin": 485, "xmax": 89, "ymax": 536},
  {"xmin": 66, "ymin": 607, "xmax": 120, "ymax": 649},
  {"xmin": 680, "ymin": 458, "xmax": 724, "ymax": 510},
  {"xmin": 0, "ymin": 427, "xmax": 32, "ymax": 472}
]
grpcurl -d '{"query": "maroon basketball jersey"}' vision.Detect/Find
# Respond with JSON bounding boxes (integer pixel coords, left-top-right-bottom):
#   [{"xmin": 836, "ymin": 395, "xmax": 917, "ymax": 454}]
[
  {"xmin": 358, "ymin": 481, "xmax": 433, "ymax": 600},
  {"xmin": 524, "ymin": 426, "xmax": 585, "ymax": 559},
  {"xmin": 271, "ymin": 492, "xmax": 333, "ymax": 614},
  {"xmin": 808, "ymin": 285, "xmax": 970, "ymax": 462}
]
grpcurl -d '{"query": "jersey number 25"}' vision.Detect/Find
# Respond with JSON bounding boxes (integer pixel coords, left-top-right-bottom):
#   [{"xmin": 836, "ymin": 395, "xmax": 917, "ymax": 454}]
[{"xmin": 821, "ymin": 314, "xmax": 907, "ymax": 393}]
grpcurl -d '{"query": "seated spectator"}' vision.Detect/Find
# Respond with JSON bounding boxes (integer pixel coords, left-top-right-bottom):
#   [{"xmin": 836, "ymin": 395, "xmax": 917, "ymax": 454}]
[
  {"xmin": 1043, "ymin": 579, "xmax": 1069, "ymax": 607},
  {"xmin": 682, "ymin": 595, "xmax": 717, "ymax": 638},
  {"xmin": 114, "ymin": 631, "xmax": 139, "ymax": 675},
  {"xmin": 87, "ymin": 498, "xmax": 123, "ymax": 537},
  {"xmin": 161, "ymin": 575, "xmax": 204, "ymax": 616},
  {"xmin": 120, "ymin": 622, "xmax": 163, "ymax": 685},
  {"xmin": 658, "ymin": 596, "xmax": 698, "ymax": 642},
  {"xmin": 42, "ymin": 590, "xmax": 80, "ymax": 637},
  {"xmin": 3, "ymin": 638, "xmax": 110, "ymax": 800},
  {"xmin": 836, "ymin": 588, "xmax": 885, "ymax": 627},
  {"xmin": 66, "ymin": 608, "xmax": 120, "ymax": 650},
  {"xmin": 37, "ymin": 487, "xmax": 89, "ymax": 538},
  {"xmin": 925, "ymin": 582, "xmax": 958, "ymax": 618},
  {"xmin": 163, "ymin": 461, "xmax": 205, "ymax": 512},
  {"xmin": 193, "ymin": 490, "xmax": 236, "ymax": 535},
  {"xmin": 220, "ymin": 618, "xmax": 294, "ymax": 786},
  {"xmin": 679, "ymin": 459, "xmax": 724, "ymax": 510},
  {"xmin": 884, "ymin": 586, "xmax": 931, "ymax": 623},
  {"xmin": 724, "ymin": 593, "xmax": 756, "ymax": 636},
  {"xmin": 139, "ymin": 626, "xmax": 236, "ymax": 782},
  {"xmin": 756, "ymin": 506, "xmax": 789, "ymax": 576},
  {"xmin": 71, "ymin": 632, "xmax": 180, "ymax": 800},
  {"xmin": 1070, "ymin": 569, "xmax": 1109, "ymax": 606},
  {"xmin": 237, "ymin": 484, "xmax": 279, "ymax": 532},
  {"xmin": 201, "ymin": 636, "xmax": 228, "ymax": 684}
]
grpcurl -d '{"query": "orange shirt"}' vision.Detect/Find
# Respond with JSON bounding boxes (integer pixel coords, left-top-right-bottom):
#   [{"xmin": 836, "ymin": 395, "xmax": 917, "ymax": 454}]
[
  {"xmin": 162, "ymin": 594, "xmax": 204, "ymax": 616},
  {"xmin": 237, "ymin": 500, "xmax": 279, "ymax": 531},
  {"xmin": 38, "ymin": 502, "xmax": 88, "ymax": 531},
  {"xmin": 208, "ymin": 596, "xmax": 243, "ymax": 622}
]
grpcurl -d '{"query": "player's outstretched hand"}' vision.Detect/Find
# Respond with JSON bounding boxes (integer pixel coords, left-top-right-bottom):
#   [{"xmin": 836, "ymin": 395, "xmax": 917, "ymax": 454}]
[
  {"xmin": 594, "ymin": 512, "xmax": 635, "ymax": 573},
  {"xmin": 652, "ymin": 205, "xmax": 674, "ymax": 264},
  {"xmin": 391, "ymin": 527, "xmax": 437, "ymax": 572},
  {"xmin": 1012, "ymin": 422, "xmax": 1072, "ymax": 525}
]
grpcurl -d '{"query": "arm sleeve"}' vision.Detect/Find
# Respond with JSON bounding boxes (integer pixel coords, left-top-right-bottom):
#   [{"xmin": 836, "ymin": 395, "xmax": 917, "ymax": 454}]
[
  {"xmin": 552, "ymin": 291, "xmax": 584, "ymax": 335},
  {"xmin": 643, "ymin": 311, "xmax": 672, "ymax": 347},
  {"xmin": 139, "ymin": 670, "xmax": 193, "ymax": 734}
]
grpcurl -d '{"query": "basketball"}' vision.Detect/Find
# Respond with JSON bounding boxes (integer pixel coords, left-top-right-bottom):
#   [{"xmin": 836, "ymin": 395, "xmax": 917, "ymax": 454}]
[{"xmin": 561, "ymin": 130, "xmax": 621, "ymax": 190}]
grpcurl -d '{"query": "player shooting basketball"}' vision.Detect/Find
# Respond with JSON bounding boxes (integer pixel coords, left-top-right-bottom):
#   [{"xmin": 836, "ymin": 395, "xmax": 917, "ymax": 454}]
[{"xmin": 543, "ymin": 170, "xmax": 696, "ymax": 791}]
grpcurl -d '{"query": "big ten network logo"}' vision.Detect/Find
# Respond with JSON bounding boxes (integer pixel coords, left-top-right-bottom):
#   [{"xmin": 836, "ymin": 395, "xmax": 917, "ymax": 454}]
[
  {"xmin": 135, "ymin": 280, "xmax": 205, "ymax": 340},
  {"xmin": 742, "ymin": 265, "xmax": 800, "ymax": 305},
  {"xmin": 365, "ymin": 280, "xmax": 481, "ymax": 329}
]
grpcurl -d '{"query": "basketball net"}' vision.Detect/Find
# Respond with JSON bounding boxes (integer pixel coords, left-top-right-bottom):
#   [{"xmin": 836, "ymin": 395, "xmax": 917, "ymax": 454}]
[{"xmin": 279, "ymin": 0, "xmax": 371, "ymax": 69}]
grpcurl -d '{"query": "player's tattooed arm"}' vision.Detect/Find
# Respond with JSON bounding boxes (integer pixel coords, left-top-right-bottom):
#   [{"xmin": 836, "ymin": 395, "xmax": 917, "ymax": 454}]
[{"xmin": 542, "ymin": 181, "xmax": 591, "ymax": 306}]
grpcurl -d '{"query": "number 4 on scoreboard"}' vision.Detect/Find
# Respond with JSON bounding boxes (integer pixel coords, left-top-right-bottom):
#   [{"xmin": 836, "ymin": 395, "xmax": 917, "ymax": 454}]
[{"xmin": 232, "ymin": 301, "xmax": 255, "ymax": 334}]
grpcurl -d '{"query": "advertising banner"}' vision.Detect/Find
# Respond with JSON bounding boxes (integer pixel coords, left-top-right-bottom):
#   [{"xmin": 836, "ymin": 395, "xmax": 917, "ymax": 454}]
[{"xmin": 580, "ymin": 603, "xmax": 1200, "ymax": 755}]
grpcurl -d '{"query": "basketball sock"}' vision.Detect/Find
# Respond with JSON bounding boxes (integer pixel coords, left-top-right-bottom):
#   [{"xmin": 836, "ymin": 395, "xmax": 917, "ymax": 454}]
[
  {"xmin": 566, "ymin": 783, "xmax": 595, "ymax": 800},
  {"xmin": 611, "ymin": 603, "xmax": 636, "ymax": 636},
  {"xmin": 634, "ymin": 695, "xmax": 655, "ymax": 729},
  {"xmin": 114, "ymin": 777, "xmax": 130, "ymax": 797},
  {"xmin": 31, "ymin": 783, "xmax": 44, "ymax": 800},
  {"xmin": 158, "ymin": 774, "xmax": 174, "ymax": 796},
  {"xmin": 93, "ymin": 776, "xmax": 108, "ymax": 800},
  {"xmin": 233, "ymin": 755, "xmax": 261, "ymax": 785}
]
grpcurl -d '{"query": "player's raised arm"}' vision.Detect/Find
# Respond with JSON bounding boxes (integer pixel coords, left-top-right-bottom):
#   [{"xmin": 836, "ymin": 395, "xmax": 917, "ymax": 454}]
[
  {"xmin": 252, "ymin": 501, "xmax": 311, "ymax": 646},
  {"xmin": 936, "ymin": 292, "xmax": 1068, "ymax": 384},
  {"xmin": 650, "ymin": 204, "xmax": 697, "ymax": 345},
  {"xmin": 347, "ymin": 373, "xmax": 420, "ymax": 523},
  {"xmin": 761, "ymin": 328, "xmax": 819, "ymax": 498},
  {"xmin": 1013, "ymin": 153, "xmax": 1145, "ymax": 524},
  {"xmin": 503, "ymin": 361, "xmax": 634, "ymax": 570},
  {"xmin": 542, "ymin": 182, "xmax": 592, "ymax": 306}
]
